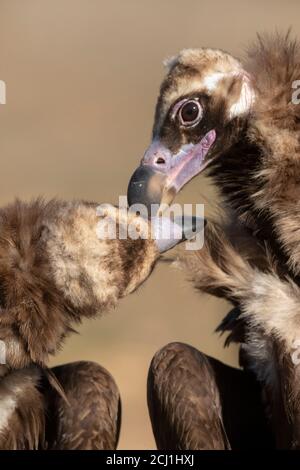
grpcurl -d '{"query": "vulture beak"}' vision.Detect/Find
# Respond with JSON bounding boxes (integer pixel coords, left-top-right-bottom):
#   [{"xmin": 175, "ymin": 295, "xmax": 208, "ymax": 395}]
[{"xmin": 127, "ymin": 130, "xmax": 216, "ymax": 215}]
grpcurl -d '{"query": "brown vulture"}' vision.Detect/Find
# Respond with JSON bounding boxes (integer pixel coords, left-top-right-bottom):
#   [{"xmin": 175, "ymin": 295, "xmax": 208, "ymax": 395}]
[
  {"xmin": 127, "ymin": 32, "xmax": 300, "ymax": 449},
  {"xmin": 0, "ymin": 199, "xmax": 199, "ymax": 449}
]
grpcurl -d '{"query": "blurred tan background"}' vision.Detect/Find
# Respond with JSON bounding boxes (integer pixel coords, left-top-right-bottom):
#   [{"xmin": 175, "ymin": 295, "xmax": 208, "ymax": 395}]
[{"xmin": 0, "ymin": 0, "xmax": 299, "ymax": 449}]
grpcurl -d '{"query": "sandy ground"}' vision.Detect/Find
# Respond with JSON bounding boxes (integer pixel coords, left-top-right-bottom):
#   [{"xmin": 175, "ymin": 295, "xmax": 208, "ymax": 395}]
[{"xmin": 0, "ymin": 0, "xmax": 299, "ymax": 448}]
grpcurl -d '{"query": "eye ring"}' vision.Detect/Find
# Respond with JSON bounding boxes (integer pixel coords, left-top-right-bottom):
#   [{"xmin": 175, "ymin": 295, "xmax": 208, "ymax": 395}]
[{"xmin": 178, "ymin": 99, "xmax": 202, "ymax": 127}]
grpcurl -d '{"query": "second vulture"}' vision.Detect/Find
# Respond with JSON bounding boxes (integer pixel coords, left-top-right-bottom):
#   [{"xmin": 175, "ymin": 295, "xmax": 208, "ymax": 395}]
[{"xmin": 0, "ymin": 200, "xmax": 196, "ymax": 449}]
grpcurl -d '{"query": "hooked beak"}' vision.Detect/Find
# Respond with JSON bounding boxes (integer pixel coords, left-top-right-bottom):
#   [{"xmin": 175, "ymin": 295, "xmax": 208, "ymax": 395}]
[{"xmin": 127, "ymin": 130, "xmax": 216, "ymax": 215}]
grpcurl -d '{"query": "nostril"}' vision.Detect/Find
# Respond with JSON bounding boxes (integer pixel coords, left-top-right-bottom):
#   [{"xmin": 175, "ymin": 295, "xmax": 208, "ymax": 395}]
[{"xmin": 155, "ymin": 157, "xmax": 166, "ymax": 165}]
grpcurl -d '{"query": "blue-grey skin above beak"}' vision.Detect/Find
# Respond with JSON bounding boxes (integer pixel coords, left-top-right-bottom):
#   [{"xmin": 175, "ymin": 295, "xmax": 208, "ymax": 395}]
[{"xmin": 127, "ymin": 130, "xmax": 216, "ymax": 214}]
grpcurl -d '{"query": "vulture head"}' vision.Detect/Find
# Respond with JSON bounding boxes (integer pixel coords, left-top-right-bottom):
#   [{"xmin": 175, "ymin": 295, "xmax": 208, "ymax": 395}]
[
  {"xmin": 129, "ymin": 35, "xmax": 300, "ymax": 276},
  {"xmin": 127, "ymin": 48, "xmax": 255, "ymax": 212}
]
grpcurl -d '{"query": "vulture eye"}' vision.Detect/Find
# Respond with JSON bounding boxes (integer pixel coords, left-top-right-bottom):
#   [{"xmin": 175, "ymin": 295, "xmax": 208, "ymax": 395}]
[{"xmin": 178, "ymin": 100, "xmax": 202, "ymax": 127}]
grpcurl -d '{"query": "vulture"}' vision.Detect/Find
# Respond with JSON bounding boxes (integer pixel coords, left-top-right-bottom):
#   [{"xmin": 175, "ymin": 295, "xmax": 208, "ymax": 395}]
[
  {"xmin": 127, "ymin": 32, "xmax": 300, "ymax": 449},
  {"xmin": 0, "ymin": 199, "xmax": 198, "ymax": 449}
]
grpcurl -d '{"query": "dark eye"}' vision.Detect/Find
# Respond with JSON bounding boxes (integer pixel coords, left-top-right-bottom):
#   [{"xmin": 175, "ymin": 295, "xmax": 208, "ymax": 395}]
[{"xmin": 179, "ymin": 100, "xmax": 202, "ymax": 126}]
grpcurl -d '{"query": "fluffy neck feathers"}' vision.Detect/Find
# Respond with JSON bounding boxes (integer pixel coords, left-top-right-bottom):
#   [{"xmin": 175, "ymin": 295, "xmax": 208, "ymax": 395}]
[{"xmin": 209, "ymin": 33, "xmax": 300, "ymax": 278}]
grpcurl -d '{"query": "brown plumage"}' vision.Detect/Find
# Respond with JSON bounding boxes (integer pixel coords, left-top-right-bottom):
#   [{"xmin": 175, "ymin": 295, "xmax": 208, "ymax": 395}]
[
  {"xmin": 0, "ymin": 365, "xmax": 45, "ymax": 449},
  {"xmin": 0, "ymin": 199, "xmax": 158, "ymax": 370},
  {"xmin": 130, "ymin": 32, "xmax": 300, "ymax": 449},
  {"xmin": 44, "ymin": 361, "xmax": 121, "ymax": 450},
  {"xmin": 0, "ymin": 361, "xmax": 121, "ymax": 450},
  {"xmin": 148, "ymin": 342, "xmax": 229, "ymax": 450},
  {"xmin": 183, "ymin": 33, "xmax": 300, "ymax": 448},
  {"xmin": 148, "ymin": 342, "xmax": 273, "ymax": 450},
  {"xmin": 0, "ymin": 198, "xmax": 160, "ymax": 449}
]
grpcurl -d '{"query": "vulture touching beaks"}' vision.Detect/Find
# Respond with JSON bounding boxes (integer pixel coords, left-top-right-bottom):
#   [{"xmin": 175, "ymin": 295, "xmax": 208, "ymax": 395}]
[
  {"xmin": 0, "ymin": 199, "xmax": 200, "ymax": 449},
  {"xmin": 128, "ymin": 32, "xmax": 300, "ymax": 449}
]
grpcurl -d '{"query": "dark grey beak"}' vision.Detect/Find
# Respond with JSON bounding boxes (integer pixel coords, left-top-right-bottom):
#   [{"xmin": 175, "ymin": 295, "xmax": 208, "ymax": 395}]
[
  {"xmin": 127, "ymin": 165, "xmax": 168, "ymax": 216},
  {"xmin": 127, "ymin": 164, "xmax": 206, "ymax": 252},
  {"xmin": 127, "ymin": 130, "xmax": 216, "ymax": 217}
]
